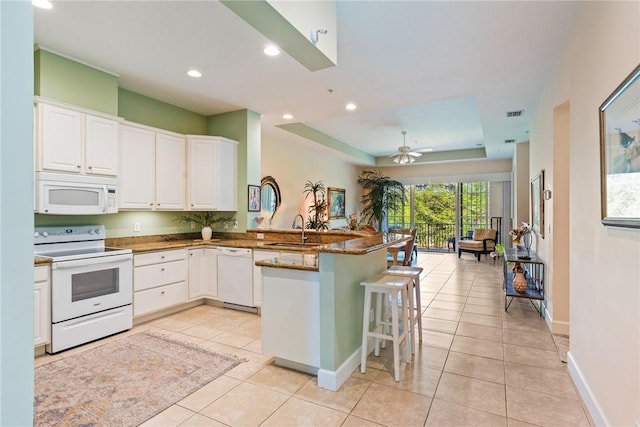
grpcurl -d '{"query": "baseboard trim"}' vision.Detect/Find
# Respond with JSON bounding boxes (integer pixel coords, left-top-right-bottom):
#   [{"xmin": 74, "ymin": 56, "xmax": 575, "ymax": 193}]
[
  {"xmin": 274, "ymin": 357, "xmax": 318, "ymax": 376},
  {"xmin": 544, "ymin": 308, "xmax": 570, "ymax": 335},
  {"xmin": 317, "ymin": 347, "xmax": 361, "ymax": 391},
  {"xmin": 567, "ymin": 351, "xmax": 608, "ymax": 426}
]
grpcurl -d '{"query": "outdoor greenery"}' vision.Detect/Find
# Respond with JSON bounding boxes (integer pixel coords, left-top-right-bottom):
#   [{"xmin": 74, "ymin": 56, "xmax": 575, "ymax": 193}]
[
  {"xmin": 414, "ymin": 184, "xmax": 457, "ymax": 224},
  {"xmin": 387, "ymin": 181, "xmax": 490, "ymax": 250}
]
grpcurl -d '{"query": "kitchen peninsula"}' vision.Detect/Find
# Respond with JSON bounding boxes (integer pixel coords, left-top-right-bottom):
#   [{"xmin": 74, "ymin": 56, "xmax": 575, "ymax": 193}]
[{"xmin": 255, "ymin": 230, "xmax": 409, "ymax": 392}]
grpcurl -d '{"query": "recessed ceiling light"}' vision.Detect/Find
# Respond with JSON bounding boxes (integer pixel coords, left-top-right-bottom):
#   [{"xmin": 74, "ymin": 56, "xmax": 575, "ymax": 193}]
[
  {"xmin": 282, "ymin": 113, "xmax": 293, "ymax": 120},
  {"xmin": 345, "ymin": 103, "xmax": 357, "ymax": 111},
  {"xmin": 264, "ymin": 46, "xmax": 280, "ymax": 56},
  {"xmin": 33, "ymin": 0, "xmax": 53, "ymax": 9},
  {"xmin": 187, "ymin": 69, "xmax": 202, "ymax": 78}
]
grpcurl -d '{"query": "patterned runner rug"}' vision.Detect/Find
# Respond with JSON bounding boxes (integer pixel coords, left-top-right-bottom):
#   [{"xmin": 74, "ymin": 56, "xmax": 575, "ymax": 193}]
[{"xmin": 35, "ymin": 332, "xmax": 241, "ymax": 426}]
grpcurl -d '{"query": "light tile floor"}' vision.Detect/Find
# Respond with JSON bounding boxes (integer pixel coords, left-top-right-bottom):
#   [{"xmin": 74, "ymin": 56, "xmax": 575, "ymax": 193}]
[{"xmin": 35, "ymin": 252, "xmax": 593, "ymax": 427}]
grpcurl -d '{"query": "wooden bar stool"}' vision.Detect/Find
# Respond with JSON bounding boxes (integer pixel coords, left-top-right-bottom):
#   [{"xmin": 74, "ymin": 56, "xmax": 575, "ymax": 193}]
[
  {"xmin": 360, "ymin": 274, "xmax": 411, "ymax": 382},
  {"xmin": 385, "ymin": 265, "xmax": 424, "ymax": 354}
]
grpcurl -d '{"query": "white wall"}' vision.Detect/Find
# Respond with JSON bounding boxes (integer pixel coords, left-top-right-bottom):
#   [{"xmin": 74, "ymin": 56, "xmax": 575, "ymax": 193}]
[
  {"xmin": 512, "ymin": 142, "xmax": 530, "ymax": 229},
  {"xmin": 530, "ymin": 2, "xmax": 639, "ymax": 425},
  {"xmin": 261, "ymin": 132, "xmax": 361, "ymax": 230}
]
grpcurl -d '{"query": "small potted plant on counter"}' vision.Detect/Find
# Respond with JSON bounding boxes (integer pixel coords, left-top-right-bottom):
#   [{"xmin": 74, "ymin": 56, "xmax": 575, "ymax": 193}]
[{"xmin": 174, "ymin": 212, "xmax": 235, "ymax": 240}]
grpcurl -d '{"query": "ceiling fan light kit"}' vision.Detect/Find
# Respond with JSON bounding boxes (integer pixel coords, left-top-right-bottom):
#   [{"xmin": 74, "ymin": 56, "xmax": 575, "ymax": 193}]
[
  {"xmin": 393, "ymin": 154, "xmax": 416, "ymax": 164},
  {"xmin": 392, "ymin": 130, "xmax": 422, "ymax": 164}
]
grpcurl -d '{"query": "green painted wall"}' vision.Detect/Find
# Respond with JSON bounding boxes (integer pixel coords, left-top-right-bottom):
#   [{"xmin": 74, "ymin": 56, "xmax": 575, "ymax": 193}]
[
  {"xmin": 118, "ymin": 88, "xmax": 207, "ymax": 135},
  {"xmin": 32, "ymin": 52, "xmax": 244, "ymax": 237},
  {"xmin": 34, "ymin": 49, "xmax": 118, "ymax": 115},
  {"xmin": 318, "ymin": 250, "xmax": 386, "ymax": 370},
  {"xmin": 34, "ymin": 211, "xmax": 235, "ymax": 238},
  {"xmin": 208, "ymin": 110, "xmax": 260, "ymax": 232}
]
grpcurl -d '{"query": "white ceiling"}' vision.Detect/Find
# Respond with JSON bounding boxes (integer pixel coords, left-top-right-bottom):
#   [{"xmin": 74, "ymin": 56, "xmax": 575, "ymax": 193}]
[{"xmin": 34, "ymin": 0, "xmax": 576, "ymax": 165}]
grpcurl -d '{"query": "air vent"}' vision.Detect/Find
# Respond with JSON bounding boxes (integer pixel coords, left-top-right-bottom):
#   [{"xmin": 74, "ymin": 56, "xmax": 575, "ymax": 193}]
[
  {"xmin": 506, "ymin": 110, "xmax": 524, "ymax": 118},
  {"xmin": 504, "ymin": 139, "xmax": 516, "ymax": 144}
]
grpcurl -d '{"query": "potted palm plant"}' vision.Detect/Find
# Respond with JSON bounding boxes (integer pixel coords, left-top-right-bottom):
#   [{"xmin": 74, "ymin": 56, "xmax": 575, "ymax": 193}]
[
  {"xmin": 356, "ymin": 170, "xmax": 405, "ymax": 231},
  {"xmin": 303, "ymin": 180, "xmax": 329, "ymax": 230}
]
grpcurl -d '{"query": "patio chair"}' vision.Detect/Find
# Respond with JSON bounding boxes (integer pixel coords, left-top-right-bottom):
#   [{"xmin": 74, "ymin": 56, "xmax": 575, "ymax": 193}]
[{"xmin": 457, "ymin": 229, "xmax": 497, "ymax": 261}]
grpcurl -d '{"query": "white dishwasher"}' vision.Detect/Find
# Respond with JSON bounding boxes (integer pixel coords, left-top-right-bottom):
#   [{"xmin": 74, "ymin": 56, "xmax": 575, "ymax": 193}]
[{"xmin": 217, "ymin": 247, "xmax": 255, "ymax": 311}]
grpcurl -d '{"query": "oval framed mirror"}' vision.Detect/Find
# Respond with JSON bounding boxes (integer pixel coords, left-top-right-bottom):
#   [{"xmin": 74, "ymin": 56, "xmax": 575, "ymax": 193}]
[{"xmin": 260, "ymin": 176, "xmax": 281, "ymax": 220}]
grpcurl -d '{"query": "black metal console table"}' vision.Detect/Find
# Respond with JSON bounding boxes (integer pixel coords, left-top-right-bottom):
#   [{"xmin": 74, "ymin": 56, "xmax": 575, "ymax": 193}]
[{"xmin": 503, "ymin": 248, "xmax": 545, "ymax": 316}]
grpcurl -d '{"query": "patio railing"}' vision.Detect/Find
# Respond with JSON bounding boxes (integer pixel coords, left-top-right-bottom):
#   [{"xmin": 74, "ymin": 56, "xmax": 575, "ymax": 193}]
[
  {"xmin": 415, "ymin": 222, "xmax": 456, "ymax": 251},
  {"xmin": 389, "ymin": 222, "xmax": 456, "ymax": 252},
  {"xmin": 390, "ymin": 222, "xmax": 495, "ymax": 252}
]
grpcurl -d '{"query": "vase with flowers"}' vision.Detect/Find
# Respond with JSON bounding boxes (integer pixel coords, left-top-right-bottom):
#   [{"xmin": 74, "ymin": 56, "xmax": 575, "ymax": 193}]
[
  {"xmin": 509, "ymin": 222, "xmax": 533, "ymax": 251},
  {"xmin": 347, "ymin": 213, "xmax": 359, "ymax": 230},
  {"xmin": 174, "ymin": 212, "xmax": 236, "ymax": 241}
]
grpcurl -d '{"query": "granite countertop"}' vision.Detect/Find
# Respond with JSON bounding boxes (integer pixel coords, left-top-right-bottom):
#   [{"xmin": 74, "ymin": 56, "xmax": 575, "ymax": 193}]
[
  {"xmin": 35, "ymin": 257, "xmax": 51, "ymax": 265},
  {"xmin": 255, "ymin": 253, "xmax": 319, "ymax": 271},
  {"xmin": 116, "ymin": 233, "xmax": 409, "ymax": 255},
  {"xmin": 34, "ymin": 231, "xmax": 411, "ymax": 269}
]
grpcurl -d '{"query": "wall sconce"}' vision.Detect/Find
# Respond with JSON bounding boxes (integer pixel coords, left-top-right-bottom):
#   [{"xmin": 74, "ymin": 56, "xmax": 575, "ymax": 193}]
[{"xmin": 543, "ymin": 190, "xmax": 552, "ymax": 200}]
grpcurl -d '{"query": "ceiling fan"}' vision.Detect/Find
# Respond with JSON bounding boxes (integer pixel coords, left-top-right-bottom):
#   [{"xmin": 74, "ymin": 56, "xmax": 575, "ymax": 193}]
[{"xmin": 390, "ymin": 131, "xmax": 422, "ymax": 164}]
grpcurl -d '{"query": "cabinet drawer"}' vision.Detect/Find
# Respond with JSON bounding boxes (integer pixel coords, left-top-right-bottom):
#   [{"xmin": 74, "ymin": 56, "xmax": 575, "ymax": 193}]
[
  {"xmin": 134, "ymin": 259, "xmax": 187, "ymax": 291},
  {"xmin": 134, "ymin": 281, "xmax": 186, "ymax": 317},
  {"xmin": 134, "ymin": 249, "xmax": 186, "ymax": 267},
  {"xmin": 34, "ymin": 265, "xmax": 49, "ymax": 283}
]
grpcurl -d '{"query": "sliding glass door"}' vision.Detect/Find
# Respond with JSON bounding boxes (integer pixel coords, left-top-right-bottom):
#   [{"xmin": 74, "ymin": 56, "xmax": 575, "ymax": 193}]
[{"xmin": 387, "ymin": 181, "xmax": 490, "ymax": 252}]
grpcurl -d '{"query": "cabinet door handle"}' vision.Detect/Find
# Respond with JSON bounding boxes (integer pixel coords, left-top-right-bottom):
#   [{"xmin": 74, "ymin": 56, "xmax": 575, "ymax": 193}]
[
  {"xmin": 161, "ymin": 267, "xmax": 165, "ymax": 271},
  {"xmin": 161, "ymin": 291, "xmax": 165, "ymax": 295},
  {"xmin": 88, "ymin": 165, "xmax": 93, "ymax": 170},
  {"xmin": 149, "ymin": 203, "xmax": 154, "ymax": 206},
  {"xmin": 76, "ymin": 165, "xmax": 81, "ymax": 169}
]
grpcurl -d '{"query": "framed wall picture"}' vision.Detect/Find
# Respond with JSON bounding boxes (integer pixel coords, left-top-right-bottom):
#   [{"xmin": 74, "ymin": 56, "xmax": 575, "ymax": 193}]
[
  {"xmin": 531, "ymin": 170, "xmax": 544, "ymax": 238},
  {"xmin": 248, "ymin": 185, "xmax": 261, "ymax": 212},
  {"xmin": 599, "ymin": 63, "xmax": 640, "ymax": 229},
  {"xmin": 327, "ymin": 187, "xmax": 346, "ymax": 219}
]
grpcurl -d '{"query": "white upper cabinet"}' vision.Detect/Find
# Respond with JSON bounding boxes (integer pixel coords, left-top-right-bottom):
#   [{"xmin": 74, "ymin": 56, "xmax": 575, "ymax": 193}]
[
  {"xmin": 36, "ymin": 102, "xmax": 119, "ymax": 176},
  {"xmin": 119, "ymin": 123, "xmax": 185, "ymax": 210},
  {"xmin": 155, "ymin": 132, "xmax": 186, "ymax": 210},
  {"xmin": 187, "ymin": 135, "xmax": 238, "ymax": 211},
  {"xmin": 85, "ymin": 114, "xmax": 120, "ymax": 176},
  {"xmin": 119, "ymin": 124, "xmax": 155, "ymax": 209}
]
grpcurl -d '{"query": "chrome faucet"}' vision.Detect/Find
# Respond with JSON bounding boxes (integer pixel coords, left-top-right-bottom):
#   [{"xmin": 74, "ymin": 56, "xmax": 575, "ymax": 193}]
[{"xmin": 292, "ymin": 214, "xmax": 307, "ymax": 243}]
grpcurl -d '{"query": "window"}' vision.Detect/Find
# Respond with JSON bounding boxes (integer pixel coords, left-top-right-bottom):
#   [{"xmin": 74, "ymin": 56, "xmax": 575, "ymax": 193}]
[
  {"xmin": 459, "ymin": 182, "xmax": 490, "ymax": 235},
  {"xmin": 384, "ymin": 181, "xmax": 490, "ymax": 251}
]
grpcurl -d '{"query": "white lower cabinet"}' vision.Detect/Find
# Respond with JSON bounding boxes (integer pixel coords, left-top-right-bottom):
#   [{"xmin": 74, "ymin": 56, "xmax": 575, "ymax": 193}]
[
  {"xmin": 34, "ymin": 265, "xmax": 51, "ymax": 347},
  {"xmin": 188, "ymin": 248, "xmax": 218, "ymax": 299},
  {"xmin": 133, "ymin": 249, "xmax": 187, "ymax": 317}
]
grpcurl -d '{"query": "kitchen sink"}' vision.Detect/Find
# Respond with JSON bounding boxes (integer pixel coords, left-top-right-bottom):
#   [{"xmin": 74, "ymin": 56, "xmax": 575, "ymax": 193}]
[{"xmin": 266, "ymin": 242, "xmax": 320, "ymax": 248}]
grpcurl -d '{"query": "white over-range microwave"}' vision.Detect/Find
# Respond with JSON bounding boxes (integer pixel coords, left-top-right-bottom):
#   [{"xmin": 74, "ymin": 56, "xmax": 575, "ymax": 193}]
[{"xmin": 36, "ymin": 172, "xmax": 118, "ymax": 215}]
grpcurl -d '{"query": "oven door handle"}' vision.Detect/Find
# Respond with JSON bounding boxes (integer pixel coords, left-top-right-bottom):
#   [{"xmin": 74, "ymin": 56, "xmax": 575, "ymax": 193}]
[{"xmin": 51, "ymin": 253, "xmax": 133, "ymax": 269}]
